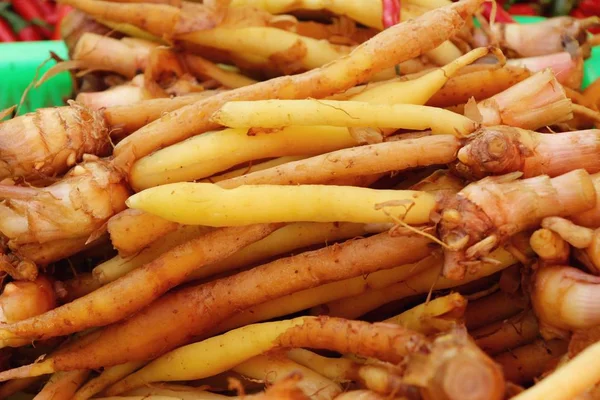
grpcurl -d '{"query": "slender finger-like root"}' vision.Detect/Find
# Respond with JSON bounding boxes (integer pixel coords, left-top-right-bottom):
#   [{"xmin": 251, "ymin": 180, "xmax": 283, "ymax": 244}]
[
  {"xmin": 233, "ymin": 355, "xmax": 338, "ymax": 400},
  {"xmin": 437, "ymin": 169, "xmax": 596, "ymax": 280},
  {"xmin": 0, "ymin": 232, "xmax": 433, "ymax": 377},
  {"xmin": 383, "ymin": 292, "xmax": 467, "ymax": 335},
  {"xmin": 76, "ymin": 85, "xmax": 146, "ymax": 109},
  {"xmin": 530, "ymin": 229, "xmax": 570, "ymax": 265},
  {"xmin": 403, "ymin": 328, "xmax": 505, "ymax": 400},
  {"xmin": 217, "ymin": 135, "xmax": 460, "ymax": 189},
  {"xmin": 113, "ymin": 0, "xmax": 484, "ymax": 171},
  {"xmin": 319, "ymin": 248, "xmax": 517, "ymax": 319},
  {"xmin": 58, "ymin": 0, "xmax": 227, "ymax": 37},
  {"xmin": 34, "ymin": 370, "xmax": 90, "ymax": 400},
  {"xmin": 73, "ymin": 362, "xmax": 146, "ymax": 400},
  {"xmin": 104, "ymin": 91, "xmax": 222, "ymax": 139},
  {"xmin": 130, "ymin": 126, "xmax": 358, "ymax": 190},
  {"xmin": 0, "ymin": 103, "xmax": 110, "ymax": 182},
  {"xmin": 214, "ymin": 254, "xmax": 441, "ymax": 334},
  {"xmin": 0, "ymin": 376, "xmax": 43, "ymax": 400},
  {"xmin": 286, "ymin": 349, "xmax": 356, "ymax": 383},
  {"xmin": 456, "ymin": 127, "xmax": 600, "ymax": 179},
  {"xmin": 494, "ymin": 339, "xmax": 567, "ymax": 385},
  {"xmin": 427, "ymin": 65, "xmax": 531, "ymax": 108},
  {"xmin": 0, "ymin": 275, "xmax": 56, "ymax": 324},
  {"xmin": 465, "ymin": 69, "xmax": 572, "ymax": 130},
  {"xmin": 203, "ymin": 156, "xmax": 307, "ymax": 183},
  {"xmin": 573, "ymin": 103, "xmax": 600, "ymax": 126},
  {"xmin": 107, "ymin": 316, "xmax": 427, "ymax": 393},
  {"xmin": 188, "ymin": 222, "xmax": 375, "ymax": 283},
  {"xmin": 352, "ymin": 46, "xmax": 500, "ymax": 106},
  {"xmin": 181, "ymin": 27, "xmax": 351, "ymax": 73},
  {"xmin": 71, "ymin": 33, "xmax": 157, "ymax": 78},
  {"xmin": 465, "ymin": 289, "xmax": 527, "ymax": 330},
  {"xmin": 477, "ymin": 16, "xmax": 598, "ymax": 58},
  {"xmin": 472, "ymin": 311, "xmax": 540, "ymax": 356},
  {"xmin": 182, "ymin": 54, "xmax": 256, "ymax": 88},
  {"xmin": 211, "ymin": 100, "xmax": 477, "ymax": 137},
  {"xmin": 0, "ymin": 159, "xmax": 129, "ymax": 263},
  {"xmin": 127, "ymin": 183, "xmax": 436, "ymax": 227},
  {"xmin": 122, "ymin": 384, "xmax": 229, "ymax": 400},
  {"xmin": 531, "ymin": 265, "xmax": 600, "ymax": 339},
  {"xmin": 541, "ymin": 217, "xmax": 594, "ymax": 249},
  {"xmin": 571, "ymin": 172, "xmax": 600, "ymax": 228},
  {"xmin": 0, "ymin": 224, "xmax": 279, "ymax": 345},
  {"xmin": 507, "ymin": 52, "xmax": 582, "ymax": 89},
  {"xmin": 512, "ymin": 339, "xmax": 600, "ymax": 400},
  {"xmin": 107, "ymin": 209, "xmax": 179, "ymax": 256},
  {"xmin": 353, "ymin": 364, "xmax": 415, "ymax": 398}
]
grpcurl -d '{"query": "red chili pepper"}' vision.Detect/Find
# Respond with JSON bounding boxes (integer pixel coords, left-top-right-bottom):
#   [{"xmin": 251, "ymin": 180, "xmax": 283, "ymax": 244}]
[
  {"xmin": 382, "ymin": 0, "xmax": 401, "ymax": 29},
  {"xmin": 575, "ymin": 0, "xmax": 600, "ymax": 16},
  {"xmin": 480, "ymin": 1, "xmax": 516, "ymax": 23},
  {"xmin": 35, "ymin": 0, "xmax": 57, "ymax": 24},
  {"xmin": 0, "ymin": 16, "xmax": 17, "ymax": 42},
  {"xmin": 507, "ymin": 3, "xmax": 539, "ymax": 16},
  {"xmin": 15, "ymin": 23, "xmax": 41, "ymax": 40},
  {"xmin": 10, "ymin": 0, "xmax": 52, "ymax": 38}
]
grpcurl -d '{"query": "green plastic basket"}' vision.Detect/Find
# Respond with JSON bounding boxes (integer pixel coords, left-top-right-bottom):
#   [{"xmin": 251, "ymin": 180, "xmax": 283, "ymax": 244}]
[
  {"xmin": 0, "ymin": 16, "xmax": 598, "ymax": 113},
  {"xmin": 0, "ymin": 40, "xmax": 71, "ymax": 115}
]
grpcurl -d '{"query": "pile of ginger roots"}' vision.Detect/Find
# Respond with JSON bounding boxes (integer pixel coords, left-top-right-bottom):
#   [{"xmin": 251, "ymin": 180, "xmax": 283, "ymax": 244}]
[{"xmin": 2, "ymin": 0, "xmax": 600, "ymax": 399}]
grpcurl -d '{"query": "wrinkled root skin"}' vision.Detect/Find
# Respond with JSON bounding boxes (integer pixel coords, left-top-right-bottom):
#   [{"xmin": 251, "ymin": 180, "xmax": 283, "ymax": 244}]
[
  {"xmin": 454, "ymin": 126, "xmax": 530, "ymax": 180},
  {"xmin": 436, "ymin": 191, "xmax": 496, "ymax": 280}
]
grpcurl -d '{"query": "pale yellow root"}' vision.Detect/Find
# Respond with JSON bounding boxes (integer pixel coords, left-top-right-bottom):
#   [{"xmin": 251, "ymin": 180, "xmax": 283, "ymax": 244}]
[
  {"xmin": 33, "ymin": 370, "xmax": 90, "ymax": 400},
  {"xmin": 187, "ymin": 222, "xmax": 373, "ymax": 282},
  {"xmin": 202, "ymin": 156, "xmax": 307, "ymax": 183},
  {"xmin": 113, "ymin": 0, "xmax": 483, "ymax": 170},
  {"xmin": 472, "ymin": 311, "xmax": 540, "ymax": 356},
  {"xmin": 530, "ymin": 228, "xmax": 570, "ymax": 264},
  {"xmin": 494, "ymin": 339, "xmax": 568, "ymax": 385},
  {"xmin": 106, "ymin": 318, "xmax": 309, "ymax": 394},
  {"xmin": 286, "ymin": 349, "xmax": 355, "ymax": 383},
  {"xmin": 123, "ymin": 384, "xmax": 230, "ymax": 400},
  {"xmin": 383, "ymin": 292, "xmax": 467, "ymax": 335},
  {"xmin": 73, "ymin": 362, "xmax": 146, "ymax": 400},
  {"xmin": 94, "ymin": 18, "xmax": 163, "ymax": 42},
  {"xmin": 233, "ymin": 354, "xmax": 342, "ymax": 400},
  {"xmin": 129, "ymin": 126, "xmax": 357, "ymax": 190},
  {"xmin": 183, "ymin": 54, "xmax": 257, "ymax": 88},
  {"xmin": 211, "ymin": 100, "xmax": 477, "ymax": 137},
  {"xmin": 318, "ymin": 248, "xmax": 517, "ymax": 319},
  {"xmin": 214, "ymin": 135, "xmax": 460, "ymax": 190},
  {"xmin": 180, "ymin": 27, "xmax": 351, "ymax": 72},
  {"xmin": 512, "ymin": 340, "xmax": 600, "ymax": 400},
  {"xmin": 213, "ymin": 254, "xmax": 441, "ymax": 333},
  {"xmin": 352, "ymin": 47, "xmax": 495, "ymax": 106},
  {"xmin": 126, "ymin": 183, "xmax": 436, "ymax": 227}
]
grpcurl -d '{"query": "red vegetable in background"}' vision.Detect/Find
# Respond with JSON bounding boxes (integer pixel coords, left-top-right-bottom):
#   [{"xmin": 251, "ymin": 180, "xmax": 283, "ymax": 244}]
[
  {"xmin": 0, "ymin": 15, "xmax": 16, "ymax": 41},
  {"xmin": 10, "ymin": 0, "xmax": 52, "ymax": 38},
  {"xmin": 481, "ymin": 1, "xmax": 517, "ymax": 22},
  {"xmin": 382, "ymin": 0, "xmax": 401, "ymax": 28},
  {"xmin": 507, "ymin": 3, "xmax": 539, "ymax": 15}
]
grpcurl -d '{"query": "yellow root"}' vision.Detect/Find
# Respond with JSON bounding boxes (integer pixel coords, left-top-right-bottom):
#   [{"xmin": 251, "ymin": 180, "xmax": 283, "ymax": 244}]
[
  {"xmin": 129, "ymin": 126, "xmax": 357, "ymax": 190},
  {"xmin": 211, "ymin": 100, "xmax": 478, "ymax": 137},
  {"xmin": 126, "ymin": 183, "xmax": 436, "ymax": 227}
]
